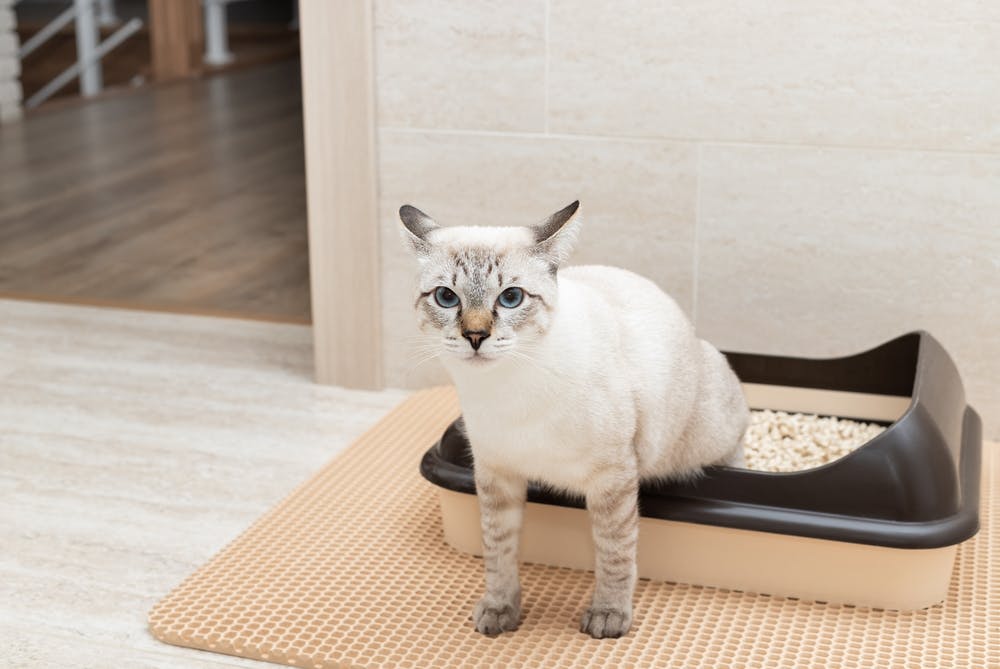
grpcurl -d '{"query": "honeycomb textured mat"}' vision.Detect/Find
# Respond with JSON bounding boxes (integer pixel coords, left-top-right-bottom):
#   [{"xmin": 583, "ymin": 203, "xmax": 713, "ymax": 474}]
[{"xmin": 149, "ymin": 387, "xmax": 999, "ymax": 669}]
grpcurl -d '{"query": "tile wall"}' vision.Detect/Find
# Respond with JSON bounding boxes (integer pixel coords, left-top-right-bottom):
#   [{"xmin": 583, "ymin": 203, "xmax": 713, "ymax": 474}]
[{"xmin": 373, "ymin": 0, "xmax": 1000, "ymax": 437}]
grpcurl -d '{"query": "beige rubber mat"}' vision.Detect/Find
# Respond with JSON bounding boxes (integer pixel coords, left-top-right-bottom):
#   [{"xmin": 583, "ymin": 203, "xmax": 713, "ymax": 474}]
[{"xmin": 149, "ymin": 387, "xmax": 999, "ymax": 668}]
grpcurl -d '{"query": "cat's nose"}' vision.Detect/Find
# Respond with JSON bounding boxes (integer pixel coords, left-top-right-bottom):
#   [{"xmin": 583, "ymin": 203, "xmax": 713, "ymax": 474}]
[{"xmin": 462, "ymin": 330, "xmax": 491, "ymax": 351}]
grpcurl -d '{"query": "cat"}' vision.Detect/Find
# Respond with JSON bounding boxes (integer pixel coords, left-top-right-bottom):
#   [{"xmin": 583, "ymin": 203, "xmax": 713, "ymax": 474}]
[{"xmin": 399, "ymin": 201, "xmax": 748, "ymax": 639}]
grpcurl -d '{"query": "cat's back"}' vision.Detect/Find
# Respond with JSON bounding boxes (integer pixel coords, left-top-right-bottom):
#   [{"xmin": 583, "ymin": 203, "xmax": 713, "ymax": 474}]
[
  {"xmin": 558, "ymin": 264, "xmax": 689, "ymax": 328},
  {"xmin": 556, "ymin": 263, "xmax": 696, "ymax": 393},
  {"xmin": 557, "ymin": 267, "xmax": 741, "ymax": 479}
]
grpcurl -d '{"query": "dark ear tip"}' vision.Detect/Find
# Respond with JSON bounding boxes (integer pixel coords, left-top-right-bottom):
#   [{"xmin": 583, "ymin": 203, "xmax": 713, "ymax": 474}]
[
  {"xmin": 399, "ymin": 204, "xmax": 431, "ymax": 226},
  {"xmin": 566, "ymin": 200, "xmax": 580, "ymax": 215}
]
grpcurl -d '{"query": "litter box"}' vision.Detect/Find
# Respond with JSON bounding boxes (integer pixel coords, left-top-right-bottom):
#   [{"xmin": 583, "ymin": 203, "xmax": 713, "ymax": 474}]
[{"xmin": 419, "ymin": 331, "xmax": 982, "ymax": 610}]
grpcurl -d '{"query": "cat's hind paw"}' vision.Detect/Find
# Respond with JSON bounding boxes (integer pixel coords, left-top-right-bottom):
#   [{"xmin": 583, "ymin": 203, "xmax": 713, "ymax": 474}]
[
  {"xmin": 580, "ymin": 607, "xmax": 632, "ymax": 639},
  {"xmin": 472, "ymin": 599, "xmax": 521, "ymax": 635}
]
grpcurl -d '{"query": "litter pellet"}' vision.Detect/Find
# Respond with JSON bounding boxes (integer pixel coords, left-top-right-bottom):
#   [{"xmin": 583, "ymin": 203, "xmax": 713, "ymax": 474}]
[{"xmin": 743, "ymin": 409, "xmax": 886, "ymax": 472}]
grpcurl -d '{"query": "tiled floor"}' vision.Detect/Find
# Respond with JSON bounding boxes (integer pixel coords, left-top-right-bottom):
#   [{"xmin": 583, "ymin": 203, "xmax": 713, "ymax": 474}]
[{"xmin": 0, "ymin": 299, "xmax": 407, "ymax": 667}]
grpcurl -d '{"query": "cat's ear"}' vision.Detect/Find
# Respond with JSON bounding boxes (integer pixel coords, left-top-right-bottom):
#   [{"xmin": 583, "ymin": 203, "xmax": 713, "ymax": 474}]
[
  {"xmin": 399, "ymin": 205, "xmax": 439, "ymax": 256},
  {"xmin": 531, "ymin": 200, "xmax": 581, "ymax": 267}
]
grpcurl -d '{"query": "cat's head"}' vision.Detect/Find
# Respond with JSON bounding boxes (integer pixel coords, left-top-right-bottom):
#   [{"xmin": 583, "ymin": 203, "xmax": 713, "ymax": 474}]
[{"xmin": 399, "ymin": 201, "xmax": 581, "ymax": 368}]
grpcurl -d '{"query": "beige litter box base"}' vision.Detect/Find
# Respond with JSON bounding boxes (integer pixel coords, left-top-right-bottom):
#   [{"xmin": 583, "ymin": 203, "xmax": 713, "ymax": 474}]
[
  {"xmin": 439, "ymin": 489, "xmax": 957, "ymax": 611},
  {"xmin": 149, "ymin": 387, "xmax": 999, "ymax": 669}
]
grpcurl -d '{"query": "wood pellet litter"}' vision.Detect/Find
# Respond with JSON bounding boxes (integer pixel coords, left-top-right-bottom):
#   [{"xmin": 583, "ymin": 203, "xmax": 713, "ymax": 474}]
[{"xmin": 743, "ymin": 410, "xmax": 887, "ymax": 472}]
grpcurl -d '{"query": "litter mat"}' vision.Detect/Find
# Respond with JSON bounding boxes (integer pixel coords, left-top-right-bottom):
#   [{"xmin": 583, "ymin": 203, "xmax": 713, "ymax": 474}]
[{"xmin": 150, "ymin": 384, "xmax": 998, "ymax": 668}]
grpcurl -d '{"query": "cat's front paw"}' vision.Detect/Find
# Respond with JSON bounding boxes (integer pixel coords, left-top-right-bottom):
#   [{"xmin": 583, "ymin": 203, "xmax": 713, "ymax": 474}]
[
  {"xmin": 580, "ymin": 606, "xmax": 632, "ymax": 639},
  {"xmin": 472, "ymin": 597, "xmax": 521, "ymax": 635}
]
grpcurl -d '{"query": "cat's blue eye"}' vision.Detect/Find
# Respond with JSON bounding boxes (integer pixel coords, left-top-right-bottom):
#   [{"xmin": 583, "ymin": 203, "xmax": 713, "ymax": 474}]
[
  {"xmin": 498, "ymin": 287, "xmax": 524, "ymax": 308},
  {"xmin": 434, "ymin": 286, "xmax": 460, "ymax": 308}
]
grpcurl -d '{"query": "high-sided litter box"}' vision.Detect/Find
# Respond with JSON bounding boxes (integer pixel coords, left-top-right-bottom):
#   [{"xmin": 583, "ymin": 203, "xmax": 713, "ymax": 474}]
[{"xmin": 420, "ymin": 332, "xmax": 982, "ymax": 610}]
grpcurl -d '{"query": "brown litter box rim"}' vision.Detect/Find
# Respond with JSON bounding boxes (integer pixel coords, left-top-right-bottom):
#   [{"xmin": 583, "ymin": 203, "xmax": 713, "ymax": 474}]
[{"xmin": 421, "ymin": 332, "xmax": 982, "ymax": 549}]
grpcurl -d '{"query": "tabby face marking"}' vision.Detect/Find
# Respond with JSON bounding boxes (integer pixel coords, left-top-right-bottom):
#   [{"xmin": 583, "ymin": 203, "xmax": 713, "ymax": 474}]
[
  {"xmin": 414, "ymin": 243, "xmax": 554, "ymax": 364},
  {"xmin": 399, "ymin": 203, "xmax": 580, "ymax": 366}
]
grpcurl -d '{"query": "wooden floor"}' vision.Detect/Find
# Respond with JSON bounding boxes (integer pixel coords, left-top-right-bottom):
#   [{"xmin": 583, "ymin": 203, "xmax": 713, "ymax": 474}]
[
  {"xmin": 0, "ymin": 60, "xmax": 310, "ymax": 322},
  {"xmin": 0, "ymin": 299, "xmax": 406, "ymax": 667}
]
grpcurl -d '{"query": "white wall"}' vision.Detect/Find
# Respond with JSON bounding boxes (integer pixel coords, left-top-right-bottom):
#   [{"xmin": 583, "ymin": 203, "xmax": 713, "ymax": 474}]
[
  {"xmin": 373, "ymin": 1, "xmax": 1000, "ymax": 438},
  {"xmin": 0, "ymin": 0, "xmax": 21, "ymax": 123}
]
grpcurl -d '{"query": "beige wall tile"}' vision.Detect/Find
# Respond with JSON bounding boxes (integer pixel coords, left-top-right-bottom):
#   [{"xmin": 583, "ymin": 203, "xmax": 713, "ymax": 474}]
[
  {"xmin": 696, "ymin": 144, "xmax": 1000, "ymax": 437},
  {"xmin": 378, "ymin": 130, "xmax": 698, "ymax": 387},
  {"xmin": 374, "ymin": 0, "xmax": 546, "ymax": 132},
  {"xmin": 548, "ymin": 1, "xmax": 1000, "ymax": 151}
]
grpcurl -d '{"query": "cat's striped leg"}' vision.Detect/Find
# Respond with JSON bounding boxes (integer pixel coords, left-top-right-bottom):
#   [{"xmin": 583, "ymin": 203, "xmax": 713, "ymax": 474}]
[
  {"xmin": 472, "ymin": 465, "xmax": 527, "ymax": 635},
  {"xmin": 581, "ymin": 467, "xmax": 639, "ymax": 639}
]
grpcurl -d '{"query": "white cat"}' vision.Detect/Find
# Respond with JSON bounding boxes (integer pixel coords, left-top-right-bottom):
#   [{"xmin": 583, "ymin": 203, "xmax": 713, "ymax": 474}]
[{"xmin": 400, "ymin": 201, "xmax": 748, "ymax": 639}]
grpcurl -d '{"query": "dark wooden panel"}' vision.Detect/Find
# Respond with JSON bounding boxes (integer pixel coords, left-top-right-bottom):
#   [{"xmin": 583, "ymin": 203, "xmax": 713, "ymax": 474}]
[{"xmin": 148, "ymin": 0, "xmax": 203, "ymax": 81}]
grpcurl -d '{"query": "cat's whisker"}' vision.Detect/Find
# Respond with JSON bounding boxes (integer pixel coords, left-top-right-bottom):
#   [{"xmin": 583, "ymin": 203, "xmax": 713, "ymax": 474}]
[
  {"xmin": 405, "ymin": 351, "xmax": 443, "ymax": 377},
  {"xmin": 507, "ymin": 348, "xmax": 566, "ymax": 382},
  {"xmin": 403, "ymin": 336, "xmax": 438, "ymax": 347},
  {"xmin": 404, "ymin": 340, "xmax": 443, "ymax": 357}
]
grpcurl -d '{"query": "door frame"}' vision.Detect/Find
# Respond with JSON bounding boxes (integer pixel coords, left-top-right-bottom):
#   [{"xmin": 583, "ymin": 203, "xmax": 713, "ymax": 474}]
[{"xmin": 299, "ymin": 0, "xmax": 382, "ymax": 389}]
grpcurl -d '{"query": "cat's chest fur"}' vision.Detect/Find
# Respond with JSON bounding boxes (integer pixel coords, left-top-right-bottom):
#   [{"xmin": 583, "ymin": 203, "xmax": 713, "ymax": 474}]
[
  {"xmin": 462, "ymin": 393, "xmax": 608, "ymax": 492},
  {"xmin": 451, "ymin": 354, "xmax": 636, "ymax": 492}
]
